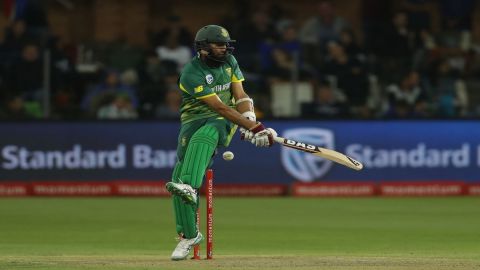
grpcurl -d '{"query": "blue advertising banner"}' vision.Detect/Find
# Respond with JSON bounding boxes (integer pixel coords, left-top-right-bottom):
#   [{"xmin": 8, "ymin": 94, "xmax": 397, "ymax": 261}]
[{"xmin": 1, "ymin": 121, "xmax": 479, "ymax": 183}]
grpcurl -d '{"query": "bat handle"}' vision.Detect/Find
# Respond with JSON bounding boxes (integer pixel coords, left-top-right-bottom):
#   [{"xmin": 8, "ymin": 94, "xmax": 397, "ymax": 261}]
[{"xmin": 273, "ymin": 136, "xmax": 284, "ymax": 144}]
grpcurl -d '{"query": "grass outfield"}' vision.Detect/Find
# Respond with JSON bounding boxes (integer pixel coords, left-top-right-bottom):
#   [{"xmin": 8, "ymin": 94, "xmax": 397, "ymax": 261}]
[{"xmin": 0, "ymin": 197, "xmax": 479, "ymax": 270}]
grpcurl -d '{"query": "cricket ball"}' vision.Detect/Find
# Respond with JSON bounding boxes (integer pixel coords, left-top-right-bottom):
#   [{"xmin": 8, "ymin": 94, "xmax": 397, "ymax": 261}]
[{"xmin": 222, "ymin": 151, "xmax": 234, "ymax": 161}]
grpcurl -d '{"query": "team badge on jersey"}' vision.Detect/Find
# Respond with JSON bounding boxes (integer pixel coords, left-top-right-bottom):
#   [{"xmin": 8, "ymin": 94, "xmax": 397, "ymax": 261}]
[
  {"xmin": 206, "ymin": 74, "xmax": 214, "ymax": 84},
  {"xmin": 225, "ymin": 67, "xmax": 232, "ymax": 76}
]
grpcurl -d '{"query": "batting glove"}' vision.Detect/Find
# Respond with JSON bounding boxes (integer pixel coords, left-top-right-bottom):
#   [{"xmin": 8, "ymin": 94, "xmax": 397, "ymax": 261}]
[{"xmin": 248, "ymin": 122, "xmax": 276, "ymax": 147}]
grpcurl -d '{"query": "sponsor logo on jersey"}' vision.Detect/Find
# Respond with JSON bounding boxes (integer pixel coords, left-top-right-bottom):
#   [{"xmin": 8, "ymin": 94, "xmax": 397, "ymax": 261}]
[
  {"xmin": 281, "ymin": 128, "xmax": 334, "ymax": 182},
  {"xmin": 206, "ymin": 74, "xmax": 214, "ymax": 84},
  {"xmin": 211, "ymin": 82, "xmax": 231, "ymax": 92},
  {"xmin": 194, "ymin": 85, "xmax": 204, "ymax": 93}
]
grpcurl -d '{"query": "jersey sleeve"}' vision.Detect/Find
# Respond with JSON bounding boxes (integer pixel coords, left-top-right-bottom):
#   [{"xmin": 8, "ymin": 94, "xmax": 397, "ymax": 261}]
[
  {"xmin": 179, "ymin": 72, "xmax": 216, "ymax": 99},
  {"xmin": 229, "ymin": 55, "xmax": 245, "ymax": 83}
]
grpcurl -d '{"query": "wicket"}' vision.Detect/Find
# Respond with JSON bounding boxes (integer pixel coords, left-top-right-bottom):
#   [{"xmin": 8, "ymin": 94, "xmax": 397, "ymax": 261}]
[{"xmin": 193, "ymin": 169, "xmax": 213, "ymax": 259}]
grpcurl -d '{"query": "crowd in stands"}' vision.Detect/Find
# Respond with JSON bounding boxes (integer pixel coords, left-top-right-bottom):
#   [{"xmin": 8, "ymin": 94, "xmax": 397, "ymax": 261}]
[{"xmin": 0, "ymin": 0, "xmax": 478, "ymax": 120}]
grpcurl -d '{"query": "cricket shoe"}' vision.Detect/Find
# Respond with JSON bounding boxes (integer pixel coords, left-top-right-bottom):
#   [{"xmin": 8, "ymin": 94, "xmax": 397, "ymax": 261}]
[
  {"xmin": 165, "ymin": 182, "xmax": 198, "ymax": 205},
  {"xmin": 171, "ymin": 232, "xmax": 203, "ymax": 261}
]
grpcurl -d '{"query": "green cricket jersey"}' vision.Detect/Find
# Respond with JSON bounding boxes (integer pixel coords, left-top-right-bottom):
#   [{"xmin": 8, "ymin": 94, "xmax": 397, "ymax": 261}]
[{"xmin": 178, "ymin": 54, "xmax": 245, "ymax": 124}]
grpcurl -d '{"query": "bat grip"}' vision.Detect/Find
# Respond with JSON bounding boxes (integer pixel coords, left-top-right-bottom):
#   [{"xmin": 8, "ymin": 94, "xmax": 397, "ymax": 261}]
[{"xmin": 273, "ymin": 136, "xmax": 284, "ymax": 144}]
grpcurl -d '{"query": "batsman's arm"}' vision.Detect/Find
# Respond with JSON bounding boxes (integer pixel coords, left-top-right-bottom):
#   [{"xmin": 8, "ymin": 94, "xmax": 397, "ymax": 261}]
[
  {"xmin": 231, "ymin": 81, "xmax": 257, "ymax": 141},
  {"xmin": 231, "ymin": 82, "xmax": 254, "ymax": 118},
  {"xmin": 201, "ymin": 94, "xmax": 258, "ymax": 130},
  {"xmin": 201, "ymin": 93, "xmax": 274, "ymax": 147}
]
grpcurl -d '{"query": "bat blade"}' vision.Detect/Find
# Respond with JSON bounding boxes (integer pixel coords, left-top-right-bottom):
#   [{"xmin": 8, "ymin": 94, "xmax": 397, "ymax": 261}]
[{"xmin": 274, "ymin": 136, "xmax": 363, "ymax": 171}]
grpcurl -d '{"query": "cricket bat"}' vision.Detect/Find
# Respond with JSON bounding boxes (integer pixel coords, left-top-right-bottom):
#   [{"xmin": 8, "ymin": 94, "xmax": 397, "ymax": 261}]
[{"xmin": 274, "ymin": 136, "xmax": 364, "ymax": 171}]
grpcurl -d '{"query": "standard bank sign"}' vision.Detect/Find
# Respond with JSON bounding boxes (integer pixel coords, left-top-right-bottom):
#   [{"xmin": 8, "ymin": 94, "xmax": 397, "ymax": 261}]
[
  {"xmin": 280, "ymin": 127, "xmax": 477, "ymax": 182},
  {"xmin": 0, "ymin": 144, "xmax": 176, "ymax": 170},
  {"xmin": 281, "ymin": 128, "xmax": 334, "ymax": 182}
]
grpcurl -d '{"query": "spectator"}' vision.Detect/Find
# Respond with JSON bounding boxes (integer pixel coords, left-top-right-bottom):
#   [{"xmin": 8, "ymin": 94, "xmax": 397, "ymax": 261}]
[
  {"xmin": 411, "ymin": 28, "xmax": 436, "ymax": 72},
  {"xmin": 361, "ymin": 0, "xmax": 392, "ymax": 53},
  {"xmin": 13, "ymin": 0, "xmax": 48, "ymax": 28},
  {"xmin": 155, "ymin": 88, "xmax": 181, "ymax": 119},
  {"xmin": 151, "ymin": 15, "xmax": 193, "ymax": 48},
  {"xmin": 264, "ymin": 48, "xmax": 294, "ymax": 82},
  {"xmin": 234, "ymin": 10, "xmax": 277, "ymax": 72},
  {"xmin": 323, "ymin": 42, "xmax": 370, "ymax": 116},
  {"xmin": 144, "ymin": 50, "xmax": 176, "ymax": 84},
  {"xmin": 382, "ymin": 10, "xmax": 415, "ymax": 59},
  {"xmin": 384, "ymin": 71, "xmax": 429, "ymax": 118},
  {"xmin": 299, "ymin": 1, "xmax": 350, "ymax": 46},
  {"xmin": 436, "ymin": 18, "xmax": 470, "ymax": 51},
  {"xmin": 2, "ymin": 20, "xmax": 31, "ymax": 54},
  {"xmin": 261, "ymin": 21, "xmax": 311, "ymax": 79},
  {"xmin": 97, "ymin": 94, "xmax": 138, "ymax": 120},
  {"xmin": 301, "ymin": 83, "xmax": 348, "ymax": 118},
  {"xmin": 48, "ymin": 35, "xmax": 79, "ymax": 119},
  {"xmin": 81, "ymin": 70, "xmax": 138, "ymax": 116},
  {"xmin": 156, "ymin": 33, "xmax": 192, "ymax": 72},
  {"xmin": 0, "ymin": 94, "xmax": 31, "ymax": 120},
  {"xmin": 399, "ymin": 0, "xmax": 432, "ymax": 33},
  {"xmin": 375, "ymin": 10, "xmax": 416, "ymax": 81},
  {"xmin": 136, "ymin": 52, "xmax": 166, "ymax": 118},
  {"xmin": 0, "ymin": 29, "xmax": 8, "ymax": 78},
  {"xmin": 394, "ymin": 10, "xmax": 414, "ymax": 51},
  {"xmin": 299, "ymin": 1, "xmax": 350, "ymax": 69},
  {"xmin": 52, "ymin": 86, "xmax": 79, "ymax": 119},
  {"xmin": 432, "ymin": 17, "xmax": 472, "ymax": 76},
  {"xmin": 22, "ymin": 0, "xmax": 49, "ymax": 41},
  {"xmin": 106, "ymin": 36, "xmax": 144, "ymax": 72},
  {"xmin": 7, "ymin": 43, "xmax": 44, "ymax": 101},
  {"xmin": 260, "ymin": 20, "xmax": 301, "ymax": 70},
  {"xmin": 429, "ymin": 59, "xmax": 469, "ymax": 117},
  {"xmin": 138, "ymin": 49, "xmax": 180, "ymax": 116},
  {"xmin": 268, "ymin": 2, "xmax": 291, "ymax": 32},
  {"xmin": 438, "ymin": 0, "xmax": 475, "ymax": 31},
  {"xmin": 339, "ymin": 29, "xmax": 365, "ymax": 62},
  {"xmin": 48, "ymin": 36, "xmax": 74, "ymax": 97}
]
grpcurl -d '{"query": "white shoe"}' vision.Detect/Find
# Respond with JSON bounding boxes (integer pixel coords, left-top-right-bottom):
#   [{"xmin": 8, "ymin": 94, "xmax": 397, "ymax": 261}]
[
  {"xmin": 165, "ymin": 182, "xmax": 198, "ymax": 205},
  {"xmin": 171, "ymin": 232, "xmax": 203, "ymax": 261}
]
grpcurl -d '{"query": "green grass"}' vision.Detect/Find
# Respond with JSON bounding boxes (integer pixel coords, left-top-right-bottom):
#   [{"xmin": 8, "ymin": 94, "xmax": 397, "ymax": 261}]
[{"xmin": 0, "ymin": 197, "xmax": 480, "ymax": 269}]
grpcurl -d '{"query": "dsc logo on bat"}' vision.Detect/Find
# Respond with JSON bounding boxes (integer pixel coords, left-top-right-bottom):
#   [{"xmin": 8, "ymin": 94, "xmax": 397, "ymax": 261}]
[{"xmin": 284, "ymin": 140, "xmax": 319, "ymax": 152}]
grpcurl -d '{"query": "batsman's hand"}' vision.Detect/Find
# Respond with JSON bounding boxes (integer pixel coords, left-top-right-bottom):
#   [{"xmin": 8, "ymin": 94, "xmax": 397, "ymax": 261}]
[
  {"xmin": 240, "ymin": 129, "xmax": 254, "ymax": 141},
  {"xmin": 248, "ymin": 123, "xmax": 277, "ymax": 147}
]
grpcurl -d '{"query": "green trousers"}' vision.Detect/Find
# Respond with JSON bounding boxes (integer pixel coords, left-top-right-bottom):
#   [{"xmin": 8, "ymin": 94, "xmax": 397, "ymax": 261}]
[{"xmin": 171, "ymin": 117, "xmax": 236, "ymax": 238}]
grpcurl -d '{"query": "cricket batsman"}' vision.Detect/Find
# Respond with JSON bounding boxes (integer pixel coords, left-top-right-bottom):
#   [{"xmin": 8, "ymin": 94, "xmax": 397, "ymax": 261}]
[{"xmin": 165, "ymin": 25, "xmax": 277, "ymax": 260}]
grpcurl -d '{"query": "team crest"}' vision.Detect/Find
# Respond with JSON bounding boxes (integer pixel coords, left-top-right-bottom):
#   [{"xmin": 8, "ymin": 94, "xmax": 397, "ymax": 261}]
[
  {"xmin": 225, "ymin": 67, "xmax": 232, "ymax": 76},
  {"xmin": 206, "ymin": 74, "xmax": 214, "ymax": 84},
  {"xmin": 221, "ymin": 28, "xmax": 229, "ymax": 37}
]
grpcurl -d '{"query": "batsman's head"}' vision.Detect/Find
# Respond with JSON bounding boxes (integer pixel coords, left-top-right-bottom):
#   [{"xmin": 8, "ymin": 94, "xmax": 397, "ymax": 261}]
[{"xmin": 194, "ymin": 25, "xmax": 235, "ymax": 66}]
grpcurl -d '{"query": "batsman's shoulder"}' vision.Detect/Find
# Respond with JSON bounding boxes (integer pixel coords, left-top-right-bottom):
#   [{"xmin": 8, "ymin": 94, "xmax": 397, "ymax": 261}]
[
  {"xmin": 225, "ymin": 54, "xmax": 238, "ymax": 65},
  {"xmin": 179, "ymin": 64, "xmax": 204, "ymax": 82},
  {"xmin": 180, "ymin": 59, "xmax": 197, "ymax": 74}
]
